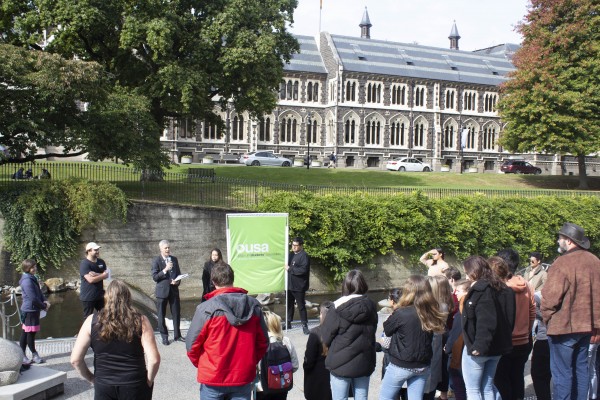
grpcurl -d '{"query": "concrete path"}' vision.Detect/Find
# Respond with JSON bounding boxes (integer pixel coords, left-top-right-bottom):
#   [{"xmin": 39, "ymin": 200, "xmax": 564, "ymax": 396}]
[{"xmin": 32, "ymin": 317, "xmax": 538, "ymax": 399}]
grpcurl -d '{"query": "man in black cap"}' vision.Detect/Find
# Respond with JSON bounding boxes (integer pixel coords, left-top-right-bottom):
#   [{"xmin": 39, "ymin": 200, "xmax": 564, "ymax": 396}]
[
  {"xmin": 541, "ymin": 222, "xmax": 600, "ymax": 400},
  {"xmin": 285, "ymin": 237, "xmax": 310, "ymax": 334}
]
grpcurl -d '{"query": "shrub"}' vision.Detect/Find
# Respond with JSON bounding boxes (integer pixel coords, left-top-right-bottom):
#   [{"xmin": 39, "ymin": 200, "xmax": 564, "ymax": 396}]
[
  {"xmin": 0, "ymin": 178, "xmax": 128, "ymax": 272},
  {"xmin": 257, "ymin": 191, "xmax": 600, "ymax": 281}
]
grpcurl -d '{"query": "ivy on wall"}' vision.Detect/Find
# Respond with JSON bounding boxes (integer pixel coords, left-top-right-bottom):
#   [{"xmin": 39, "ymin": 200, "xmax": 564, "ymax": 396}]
[
  {"xmin": 257, "ymin": 191, "xmax": 600, "ymax": 280},
  {"xmin": 0, "ymin": 179, "xmax": 128, "ymax": 272}
]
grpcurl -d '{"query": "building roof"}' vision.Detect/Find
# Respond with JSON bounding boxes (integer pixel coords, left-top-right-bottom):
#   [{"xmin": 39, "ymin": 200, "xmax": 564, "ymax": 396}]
[
  {"xmin": 328, "ymin": 33, "xmax": 515, "ymax": 86},
  {"xmin": 284, "ymin": 35, "xmax": 327, "ymax": 74}
]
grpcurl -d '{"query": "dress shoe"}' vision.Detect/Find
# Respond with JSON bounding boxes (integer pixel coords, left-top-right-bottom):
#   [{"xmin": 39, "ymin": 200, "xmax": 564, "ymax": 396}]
[
  {"xmin": 162, "ymin": 338, "xmax": 170, "ymax": 346},
  {"xmin": 174, "ymin": 336, "xmax": 186, "ymax": 342},
  {"xmin": 284, "ymin": 322, "xmax": 292, "ymax": 330},
  {"xmin": 302, "ymin": 324, "xmax": 310, "ymax": 335}
]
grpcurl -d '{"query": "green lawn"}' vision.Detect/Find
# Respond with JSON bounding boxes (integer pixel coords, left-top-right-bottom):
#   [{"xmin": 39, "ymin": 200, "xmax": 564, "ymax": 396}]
[{"xmin": 167, "ymin": 164, "xmax": 600, "ymax": 191}]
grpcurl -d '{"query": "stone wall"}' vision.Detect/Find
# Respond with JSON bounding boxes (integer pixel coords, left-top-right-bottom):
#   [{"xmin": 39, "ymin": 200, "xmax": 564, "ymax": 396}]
[{"xmin": 0, "ymin": 202, "xmax": 417, "ymax": 299}]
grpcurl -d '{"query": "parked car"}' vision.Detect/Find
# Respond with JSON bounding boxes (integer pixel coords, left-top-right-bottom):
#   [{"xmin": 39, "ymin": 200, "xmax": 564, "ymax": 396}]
[
  {"xmin": 239, "ymin": 151, "xmax": 291, "ymax": 167},
  {"xmin": 386, "ymin": 157, "xmax": 432, "ymax": 172},
  {"xmin": 500, "ymin": 160, "xmax": 542, "ymax": 174}
]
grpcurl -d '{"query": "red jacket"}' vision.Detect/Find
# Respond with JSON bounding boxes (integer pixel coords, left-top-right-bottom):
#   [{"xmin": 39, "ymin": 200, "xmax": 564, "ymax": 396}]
[{"xmin": 186, "ymin": 287, "xmax": 268, "ymax": 386}]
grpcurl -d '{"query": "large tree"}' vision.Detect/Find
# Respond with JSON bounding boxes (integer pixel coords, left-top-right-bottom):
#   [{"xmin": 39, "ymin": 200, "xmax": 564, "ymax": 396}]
[
  {"xmin": 1, "ymin": 0, "xmax": 299, "ymax": 168},
  {"xmin": 498, "ymin": 0, "xmax": 600, "ymax": 189}
]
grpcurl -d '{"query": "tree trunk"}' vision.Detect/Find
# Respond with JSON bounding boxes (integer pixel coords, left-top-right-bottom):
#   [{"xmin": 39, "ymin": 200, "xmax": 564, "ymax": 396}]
[{"xmin": 578, "ymin": 154, "xmax": 589, "ymax": 190}]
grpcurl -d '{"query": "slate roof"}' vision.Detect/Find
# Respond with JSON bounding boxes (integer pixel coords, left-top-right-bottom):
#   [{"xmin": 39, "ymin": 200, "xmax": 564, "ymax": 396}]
[
  {"xmin": 284, "ymin": 35, "xmax": 327, "ymax": 74},
  {"xmin": 329, "ymin": 34, "xmax": 516, "ymax": 85}
]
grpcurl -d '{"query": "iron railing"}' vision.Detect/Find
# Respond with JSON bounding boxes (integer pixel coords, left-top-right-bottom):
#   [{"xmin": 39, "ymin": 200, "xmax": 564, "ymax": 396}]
[
  {"xmin": 1, "ymin": 162, "xmax": 599, "ymax": 210},
  {"xmin": 0, "ymin": 291, "xmax": 21, "ymax": 339}
]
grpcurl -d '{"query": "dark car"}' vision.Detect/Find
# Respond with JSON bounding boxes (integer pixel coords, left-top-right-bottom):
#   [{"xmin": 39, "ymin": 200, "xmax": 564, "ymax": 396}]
[{"xmin": 500, "ymin": 160, "xmax": 542, "ymax": 175}]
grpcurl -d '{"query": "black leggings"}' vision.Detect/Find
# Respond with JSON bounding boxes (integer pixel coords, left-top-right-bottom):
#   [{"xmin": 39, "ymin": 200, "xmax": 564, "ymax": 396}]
[{"xmin": 20, "ymin": 331, "xmax": 37, "ymax": 355}]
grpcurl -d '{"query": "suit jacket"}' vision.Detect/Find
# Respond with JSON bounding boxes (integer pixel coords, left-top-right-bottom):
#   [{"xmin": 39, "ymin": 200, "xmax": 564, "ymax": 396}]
[
  {"xmin": 152, "ymin": 255, "xmax": 181, "ymax": 299},
  {"xmin": 287, "ymin": 250, "xmax": 310, "ymax": 292}
]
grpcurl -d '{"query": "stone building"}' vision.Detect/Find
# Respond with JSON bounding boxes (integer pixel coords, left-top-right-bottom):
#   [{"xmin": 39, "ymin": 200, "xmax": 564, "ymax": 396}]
[{"xmin": 161, "ymin": 10, "xmax": 591, "ymax": 174}]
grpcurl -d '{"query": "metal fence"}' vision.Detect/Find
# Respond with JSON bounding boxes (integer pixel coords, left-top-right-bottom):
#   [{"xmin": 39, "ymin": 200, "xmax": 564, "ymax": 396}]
[{"xmin": 1, "ymin": 162, "xmax": 599, "ymax": 210}]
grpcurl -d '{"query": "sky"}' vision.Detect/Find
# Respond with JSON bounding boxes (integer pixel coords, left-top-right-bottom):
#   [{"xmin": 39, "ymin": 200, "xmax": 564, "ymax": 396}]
[{"xmin": 289, "ymin": 0, "xmax": 530, "ymax": 51}]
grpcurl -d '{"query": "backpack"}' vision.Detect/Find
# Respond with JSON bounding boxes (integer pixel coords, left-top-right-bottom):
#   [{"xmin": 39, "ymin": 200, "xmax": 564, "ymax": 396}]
[{"xmin": 260, "ymin": 339, "xmax": 293, "ymax": 393}]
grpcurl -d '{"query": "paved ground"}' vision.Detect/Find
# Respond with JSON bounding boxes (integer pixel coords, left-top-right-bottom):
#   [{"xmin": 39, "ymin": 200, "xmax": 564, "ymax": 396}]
[{"xmin": 33, "ymin": 317, "xmax": 537, "ymax": 399}]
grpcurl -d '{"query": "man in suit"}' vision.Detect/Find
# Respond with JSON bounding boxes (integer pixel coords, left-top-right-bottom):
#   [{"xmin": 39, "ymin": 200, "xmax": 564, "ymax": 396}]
[
  {"xmin": 151, "ymin": 239, "xmax": 183, "ymax": 345},
  {"xmin": 285, "ymin": 237, "xmax": 311, "ymax": 334}
]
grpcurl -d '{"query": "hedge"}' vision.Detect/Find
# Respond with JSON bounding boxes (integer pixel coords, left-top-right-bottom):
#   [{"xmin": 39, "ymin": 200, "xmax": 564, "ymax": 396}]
[{"xmin": 257, "ymin": 191, "xmax": 600, "ymax": 280}]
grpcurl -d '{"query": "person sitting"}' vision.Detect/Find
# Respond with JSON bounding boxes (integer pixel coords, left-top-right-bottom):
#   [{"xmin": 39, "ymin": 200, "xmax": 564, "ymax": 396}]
[{"xmin": 24, "ymin": 168, "xmax": 33, "ymax": 179}]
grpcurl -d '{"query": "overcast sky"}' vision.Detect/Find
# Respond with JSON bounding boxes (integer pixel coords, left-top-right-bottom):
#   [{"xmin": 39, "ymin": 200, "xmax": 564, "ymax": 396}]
[{"xmin": 289, "ymin": 0, "xmax": 530, "ymax": 51}]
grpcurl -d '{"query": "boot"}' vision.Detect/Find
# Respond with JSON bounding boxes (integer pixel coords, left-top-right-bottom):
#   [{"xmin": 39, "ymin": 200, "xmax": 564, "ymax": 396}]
[
  {"xmin": 302, "ymin": 323, "xmax": 310, "ymax": 335},
  {"xmin": 284, "ymin": 321, "xmax": 292, "ymax": 330}
]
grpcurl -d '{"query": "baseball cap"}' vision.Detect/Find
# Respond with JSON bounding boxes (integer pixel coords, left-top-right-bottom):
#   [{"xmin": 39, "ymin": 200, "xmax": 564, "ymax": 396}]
[{"xmin": 85, "ymin": 242, "xmax": 101, "ymax": 251}]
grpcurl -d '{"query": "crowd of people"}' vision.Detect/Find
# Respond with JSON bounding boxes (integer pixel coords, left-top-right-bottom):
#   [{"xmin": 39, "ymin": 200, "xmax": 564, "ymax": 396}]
[{"xmin": 15, "ymin": 222, "xmax": 600, "ymax": 400}]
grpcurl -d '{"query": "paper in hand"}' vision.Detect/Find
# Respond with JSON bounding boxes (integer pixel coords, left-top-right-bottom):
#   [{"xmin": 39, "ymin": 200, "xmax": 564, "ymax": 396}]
[{"xmin": 173, "ymin": 274, "xmax": 189, "ymax": 282}]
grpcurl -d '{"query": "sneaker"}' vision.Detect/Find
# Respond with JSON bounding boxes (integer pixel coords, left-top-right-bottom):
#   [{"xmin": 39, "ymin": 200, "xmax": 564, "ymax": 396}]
[
  {"xmin": 22, "ymin": 356, "xmax": 32, "ymax": 365},
  {"xmin": 31, "ymin": 353, "xmax": 45, "ymax": 364}
]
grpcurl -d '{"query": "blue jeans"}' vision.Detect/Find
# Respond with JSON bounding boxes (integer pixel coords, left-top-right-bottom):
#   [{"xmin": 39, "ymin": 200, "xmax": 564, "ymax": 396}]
[
  {"xmin": 549, "ymin": 333, "xmax": 591, "ymax": 400},
  {"xmin": 379, "ymin": 363, "xmax": 429, "ymax": 400},
  {"xmin": 461, "ymin": 350, "xmax": 501, "ymax": 400},
  {"xmin": 199, "ymin": 383, "xmax": 253, "ymax": 400},
  {"xmin": 330, "ymin": 374, "xmax": 370, "ymax": 400}
]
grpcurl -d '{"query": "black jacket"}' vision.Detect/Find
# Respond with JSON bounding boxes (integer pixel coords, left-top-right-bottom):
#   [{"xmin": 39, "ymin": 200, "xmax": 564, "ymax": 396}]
[
  {"xmin": 287, "ymin": 250, "xmax": 310, "ymax": 292},
  {"xmin": 462, "ymin": 279, "xmax": 515, "ymax": 357},
  {"xmin": 384, "ymin": 306, "xmax": 433, "ymax": 369},
  {"xmin": 321, "ymin": 295, "xmax": 378, "ymax": 378},
  {"xmin": 303, "ymin": 325, "xmax": 332, "ymax": 400},
  {"xmin": 201, "ymin": 260, "xmax": 217, "ymax": 301}
]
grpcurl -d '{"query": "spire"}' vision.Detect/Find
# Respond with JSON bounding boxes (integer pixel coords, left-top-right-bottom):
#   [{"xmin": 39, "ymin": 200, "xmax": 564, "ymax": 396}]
[
  {"xmin": 449, "ymin": 20, "xmax": 461, "ymax": 50},
  {"xmin": 359, "ymin": 7, "xmax": 372, "ymax": 39}
]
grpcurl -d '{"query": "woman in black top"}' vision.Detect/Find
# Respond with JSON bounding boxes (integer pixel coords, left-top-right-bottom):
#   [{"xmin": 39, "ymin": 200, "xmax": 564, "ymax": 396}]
[
  {"xmin": 71, "ymin": 280, "xmax": 160, "ymax": 400},
  {"xmin": 304, "ymin": 301, "xmax": 333, "ymax": 400},
  {"xmin": 202, "ymin": 248, "xmax": 223, "ymax": 301}
]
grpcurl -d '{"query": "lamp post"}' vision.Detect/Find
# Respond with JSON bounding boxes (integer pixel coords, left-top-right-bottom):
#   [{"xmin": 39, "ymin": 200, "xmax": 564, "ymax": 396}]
[
  {"xmin": 251, "ymin": 119, "xmax": 258, "ymax": 152},
  {"xmin": 306, "ymin": 112, "xmax": 312, "ymax": 170}
]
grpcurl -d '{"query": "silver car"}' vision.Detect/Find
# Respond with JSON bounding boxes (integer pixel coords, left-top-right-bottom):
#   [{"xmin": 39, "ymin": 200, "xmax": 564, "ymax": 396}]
[
  {"xmin": 386, "ymin": 157, "xmax": 432, "ymax": 172},
  {"xmin": 239, "ymin": 151, "xmax": 291, "ymax": 167}
]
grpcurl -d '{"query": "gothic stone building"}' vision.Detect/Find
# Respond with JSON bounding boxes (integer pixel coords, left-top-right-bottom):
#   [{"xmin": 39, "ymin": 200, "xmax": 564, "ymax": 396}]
[{"xmin": 162, "ymin": 17, "xmax": 532, "ymax": 173}]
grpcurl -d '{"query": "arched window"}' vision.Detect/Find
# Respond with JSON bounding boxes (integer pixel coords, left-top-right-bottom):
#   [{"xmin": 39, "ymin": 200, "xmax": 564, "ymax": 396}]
[
  {"xmin": 445, "ymin": 90, "xmax": 455, "ymax": 109},
  {"xmin": 345, "ymin": 81, "xmax": 356, "ymax": 101},
  {"xmin": 365, "ymin": 120, "xmax": 381, "ymax": 145},
  {"xmin": 280, "ymin": 117, "xmax": 298, "ymax": 143},
  {"xmin": 483, "ymin": 125, "xmax": 496, "ymax": 150},
  {"xmin": 286, "ymin": 81, "xmax": 293, "ymax": 100},
  {"xmin": 280, "ymin": 81, "xmax": 286, "ymax": 100},
  {"xmin": 259, "ymin": 118, "xmax": 271, "ymax": 142},
  {"xmin": 231, "ymin": 116, "xmax": 244, "ymax": 141},
  {"xmin": 390, "ymin": 120, "xmax": 406, "ymax": 146},
  {"xmin": 313, "ymin": 83, "xmax": 319, "ymax": 102},
  {"xmin": 443, "ymin": 125, "xmax": 455, "ymax": 149},
  {"xmin": 307, "ymin": 82, "xmax": 313, "ymax": 102},
  {"xmin": 307, "ymin": 120, "xmax": 318, "ymax": 144},
  {"xmin": 464, "ymin": 126, "xmax": 477, "ymax": 149},
  {"xmin": 293, "ymin": 81, "xmax": 299, "ymax": 101},
  {"xmin": 344, "ymin": 119, "xmax": 356, "ymax": 144},
  {"xmin": 413, "ymin": 121, "xmax": 425, "ymax": 147}
]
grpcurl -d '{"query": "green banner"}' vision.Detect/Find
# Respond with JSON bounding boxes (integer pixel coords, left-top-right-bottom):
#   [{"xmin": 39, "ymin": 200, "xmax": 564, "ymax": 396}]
[{"xmin": 226, "ymin": 213, "xmax": 288, "ymax": 294}]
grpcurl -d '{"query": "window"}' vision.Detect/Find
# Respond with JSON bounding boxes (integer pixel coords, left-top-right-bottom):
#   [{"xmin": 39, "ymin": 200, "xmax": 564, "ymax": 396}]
[
  {"xmin": 231, "ymin": 115, "xmax": 244, "ymax": 141},
  {"xmin": 293, "ymin": 81, "xmax": 299, "ymax": 101},
  {"xmin": 390, "ymin": 120, "xmax": 407, "ymax": 146},
  {"xmin": 281, "ymin": 79, "xmax": 300, "ymax": 101},
  {"xmin": 286, "ymin": 81, "xmax": 293, "ymax": 100},
  {"xmin": 280, "ymin": 116, "xmax": 298, "ymax": 143},
  {"xmin": 175, "ymin": 118, "xmax": 195, "ymax": 138},
  {"xmin": 391, "ymin": 84, "xmax": 407, "ymax": 105},
  {"xmin": 463, "ymin": 91, "xmax": 477, "ymax": 111},
  {"xmin": 280, "ymin": 81, "xmax": 286, "ymax": 100},
  {"xmin": 482, "ymin": 125, "xmax": 497, "ymax": 150},
  {"xmin": 306, "ymin": 81, "xmax": 320, "ymax": 103},
  {"xmin": 445, "ymin": 89, "xmax": 455, "ymax": 110},
  {"xmin": 306, "ymin": 120, "xmax": 318, "ymax": 144},
  {"xmin": 484, "ymin": 93, "xmax": 498, "ymax": 112},
  {"xmin": 443, "ymin": 125, "xmax": 455, "ymax": 149},
  {"xmin": 345, "ymin": 80, "xmax": 357, "ymax": 101},
  {"xmin": 259, "ymin": 117, "xmax": 271, "ymax": 142},
  {"xmin": 203, "ymin": 120, "xmax": 222, "ymax": 140},
  {"xmin": 344, "ymin": 119, "xmax": 357, "ymax": 144},
  {"xmin": 413, "ymin": 121, "xmax": 425, "ymax": 147},
  {"xmin": 366, "ymin": 82, "xmax": 382, "ymax": 104},
  {"xmin": 365, "ymin": 120, "xmax": 381, "ymax": 145},
  {"xmin": 463, "ymin": 125, "xmax": 477, "ymax": 149},
  {"xmin": 414, "ymin": 86, "xmax": 426, "ymax": 107}
]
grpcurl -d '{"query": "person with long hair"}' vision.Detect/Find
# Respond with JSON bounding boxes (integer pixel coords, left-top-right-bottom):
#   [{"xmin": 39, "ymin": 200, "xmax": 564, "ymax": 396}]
[
  {"xmin": 321, "ymin": 269, "xmax": 378, "ymax": 400},
  {"xmin": 461, "ymin": 256, "xmax": 515, "ymax": 400},
  {"xmin": 304, "ymin": 301, "xmax": 334, "ymax": 400},
  {"xmin": 201, "ymin": 248, "xmax": 223, "ymax": 301},
  {"xmin": 19, "ymin": 259, "xmax": 50, "ymax": 364},
  {"xmin": 71, "ymin": 280, "xmax": 160, "ymax": 399},
  {"xmin": 420, "ymin": 248, "xmax": 449, "ymax": 276},
  {"xmin": 379, "ymin": 275, "xmax": 447, "ymax": 400},
  {"xmin": 257, "ymin": 311, "xmax": 299, "ymax": 400},
  {"xmin": 488, "ymin": 255, "xmax": 535, "ymax": 400}
]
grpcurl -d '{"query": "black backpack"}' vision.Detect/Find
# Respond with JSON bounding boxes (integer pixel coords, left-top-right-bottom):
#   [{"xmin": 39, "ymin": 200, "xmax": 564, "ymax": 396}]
[{"xmin": 260, "ymin": 339, "xmax": 293, "ymax": 393}]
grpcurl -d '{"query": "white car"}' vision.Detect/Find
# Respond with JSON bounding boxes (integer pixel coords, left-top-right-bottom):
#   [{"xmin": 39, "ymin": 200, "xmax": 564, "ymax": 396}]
[
  {"xmin": 386, "ymin": 157, "xmax": 432, "ymax": 172},
  {"xmin": 238, "ymin": 151, "xmax": 291, "ymax": 167}
]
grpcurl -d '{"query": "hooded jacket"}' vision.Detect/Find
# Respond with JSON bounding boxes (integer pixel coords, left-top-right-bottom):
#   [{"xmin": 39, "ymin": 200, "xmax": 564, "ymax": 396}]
[
  {"xmin": 321, "ymin": 294, "xmax": 378, "ymax": 378},
  {"xmin": 506, "ymin": 275, "xmax": 535, "ymax": 346},
  {"xmin": 462, "ymin": 279, "xmax": 515, "ymax": 356},
  {"xmin": 186, "ymin": 287, "xmax": 268, "ymax": 386}
]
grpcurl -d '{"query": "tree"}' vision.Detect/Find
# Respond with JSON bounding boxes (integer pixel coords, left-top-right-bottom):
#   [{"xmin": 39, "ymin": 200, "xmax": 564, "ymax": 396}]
[
  {"xmin": 1, "ymin": 0, "xmax": 299, "ymax": 168},
  {"xmin": 498, "ymin": 0, "xmax": 600, "ymax": 189},
  {"xmin": 0, "ymin": 44, "xmax": 159, "ymax": 167}
]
